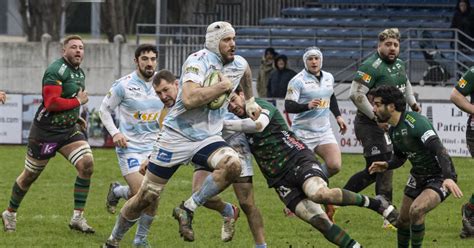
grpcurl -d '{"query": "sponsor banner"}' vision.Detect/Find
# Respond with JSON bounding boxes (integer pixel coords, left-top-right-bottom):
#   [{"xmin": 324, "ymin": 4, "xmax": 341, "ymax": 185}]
[
  {"xmin": 0, "ymin": 94, "xmax": 22, "ymax": 143},
  {"xmin": 22, "ymin": 94, "xmax": 43, "ymax": 143}
]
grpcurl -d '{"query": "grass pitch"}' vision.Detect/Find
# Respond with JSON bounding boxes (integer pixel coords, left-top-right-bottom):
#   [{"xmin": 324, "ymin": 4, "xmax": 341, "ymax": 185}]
[{"xmin": 0, "ymin": 145, "xmax": 472, "ymax": 247}]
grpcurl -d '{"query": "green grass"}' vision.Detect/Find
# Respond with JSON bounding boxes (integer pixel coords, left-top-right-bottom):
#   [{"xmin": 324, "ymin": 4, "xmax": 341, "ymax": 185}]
[{"xmin": 0, "ymin": 145, "xmax": 472, "ymax": 247}]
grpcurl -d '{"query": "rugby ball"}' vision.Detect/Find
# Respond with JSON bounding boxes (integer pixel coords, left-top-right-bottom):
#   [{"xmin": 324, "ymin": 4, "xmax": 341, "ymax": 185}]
[{"xmin": 204, "ymin": 71, "xmax": 229, "ymax": 110}]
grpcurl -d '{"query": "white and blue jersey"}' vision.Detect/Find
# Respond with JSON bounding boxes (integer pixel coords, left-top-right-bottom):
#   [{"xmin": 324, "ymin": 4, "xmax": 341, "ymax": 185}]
[
  {"xmin": 285, "ymin": 69, "xmax": 335, "ymax": 134},
  {"xmin": 164, "ymin": 48, "xmax": 248, "ymax": 141},
  {"xmin": 101, "ymin": 71, "xmax": 164, "ymax": 154}
]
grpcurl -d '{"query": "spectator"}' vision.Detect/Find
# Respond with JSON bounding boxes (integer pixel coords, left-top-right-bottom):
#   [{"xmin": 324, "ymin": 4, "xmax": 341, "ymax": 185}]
[
  {"xmin": 451, "ymin": 0, "xmax": 474, "ymax": 52},
  {"xmin": 257, "ymin": 47, "xmax": 277, "ymax": 97},
  {"xmin": 267, "ymin": 54, "xmax": 297, "ymax": 98}
]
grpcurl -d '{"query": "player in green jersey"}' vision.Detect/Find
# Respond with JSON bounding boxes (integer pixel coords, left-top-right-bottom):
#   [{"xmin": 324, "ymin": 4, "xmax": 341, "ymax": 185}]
[
  {"xmin": 224, "ymin": 86, "xmax": 400, "ymax": 247},
  {"xmin": 2, "ymin": 35, "xmax": 95, "ymax": 233},
  {"xmin": 344, "ymin": 28, "xmax": 421, "ymax": 229},
  {"xmin": 450, "ymin": 66, "xmax": 474, "ymax": 239},
  {"xmin": 369, "ymin": 85, "xmax": 463, "ymax": 247}
]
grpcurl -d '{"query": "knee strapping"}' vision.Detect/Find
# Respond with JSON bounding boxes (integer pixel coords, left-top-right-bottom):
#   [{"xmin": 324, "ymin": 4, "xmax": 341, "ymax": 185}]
[
  {"xmin": 24, "ymin": 157, "xmax": 46, "ymax": 174},
  {"xmin": 68, "ymin": 144, "xmax": 93, "ymax": 166},
  {"xmin": 209, "ymin": 147, "xmax": 240, "ymax": 169},
  {"xmin": 141, "ymin": 177, "xmax": 164, "ymax": 203},
  {"xmin": 303, "ymin": 177, "xmax": 327, "ymax": 198},
  {"xmin": 295, "ymin": 199, "xmax": 325, "ymax": 222}
]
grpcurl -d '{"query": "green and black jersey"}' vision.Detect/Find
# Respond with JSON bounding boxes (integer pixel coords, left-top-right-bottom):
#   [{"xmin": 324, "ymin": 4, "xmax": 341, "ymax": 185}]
[
  {"xmin": 246, "ymin": 98, "xmax": 308, "ymax": 185},
  {"xmin": 34, "ymin": 57, "xmax": 85, "ymax": 132},
  {"xmin": 389, "ymin": 111, "xmax": 455, "ymax": 177},
  {"xmin": 454, "ymin": 66, "xmax": 474, "ymax": 127}
]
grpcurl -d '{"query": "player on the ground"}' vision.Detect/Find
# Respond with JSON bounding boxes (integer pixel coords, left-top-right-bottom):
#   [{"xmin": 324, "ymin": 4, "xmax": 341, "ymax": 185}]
[
  {"xmin": 369, "ymin": 85, "xmax": 463, "ymax": 247},
  {"xmin": 450, "ymin": 66, "xmax": 474, "ymax": 239},
  {"xmin": 99, "ymin": 44, "xmax": 162, "ymax": 247},
  {"xmin": 2, "ymin": 35, "xmax": 95, "ymax": 233},
  {"xmin": 225, "ymin": 86, "xmax": 399, "ymax": 247},
  {"xmin": 103, "ymin": 21, "xmax": 261, "ymax": 248},
  {"xmin": 344, "ymin": 28, "xmax": 420, "ymax": 228}
]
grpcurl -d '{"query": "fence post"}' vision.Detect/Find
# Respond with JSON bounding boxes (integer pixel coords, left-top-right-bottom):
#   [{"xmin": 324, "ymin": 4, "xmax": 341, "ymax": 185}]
[
  {"xmin": 41, "ymin": 33, "xmax": 52, "ymax": 72},
  {"xmin": 113, "ymin": 34, "xmax": 125, "ymax": 79}
]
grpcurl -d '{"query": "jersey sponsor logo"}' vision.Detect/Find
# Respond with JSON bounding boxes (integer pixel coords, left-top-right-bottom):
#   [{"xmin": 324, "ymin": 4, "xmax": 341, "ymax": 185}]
[
  {"xmin": 128, "ymin": 87, "xmax": 141, "ymax": 91},
  {"xmin": 41, "ymin": 142, "xmax": 58, "ymax": 155},
  {"xmin": 185, "ymin": 66, "xmax": 200, "ymax": 75},
  {"xmin": 276, "ymin": 185, "xmax": 292, "ymax": 198},
  {"xmin": 357, "ymin": 71, "xmax": 372, "ymax": 83},
  {"xmin": 405, "ymin": 114, "xmax": 416, "ymax": 127},
  {"xmin": 55, "ymin": 80, "xmax": 62, "ymax": 86},
  {"xmin": 420, "ymin": 129, "xmax": 436, "ymax": 143},
  {"xmin": 58, "ymin": 64, "xmax": 67, "ymax": 76},
  {"xmin": 458, "ymin": 78, "xmax": 467, "ymax": 88},
  {"xmin": 127, "ymin": 158, "xmax": 140, "ymax": 168},
  {"xmin": 106, "ymin": 91, "xmax": 112, "ymax": 98},
  {"xmin": 281, "ymin": 131, "xmax": 306, "ymax": 150},
  {"xmin": 133, "ymin": 111, "xmax": 160, "ymax": 122},
  {"xmin": 156, "ymin": 148, "xmax": 173, "ymax": 163},
  {"xmin": 316, "ymin": 99, "xmax": 330, "ymax": 109},
  {"xmin": 401, "ymin": 129, "xmax": 408, "ymax": 135},
  {"xmin": 406, "ymin": 175, "xmax": 416, "ymax": 189},
  {"xmin": 371, "ymin": 146, "xmax": 381, "ymax": 155},
  {"xmin": 372, "ymin": 58, "xmax": 382, "ymax": 69}
]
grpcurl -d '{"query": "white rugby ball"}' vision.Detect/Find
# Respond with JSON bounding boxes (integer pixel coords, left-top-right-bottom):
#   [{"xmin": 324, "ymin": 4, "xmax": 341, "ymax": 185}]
[{"xmin": 204, "ymin": 71, "xmax": 229, "ymax": 110}]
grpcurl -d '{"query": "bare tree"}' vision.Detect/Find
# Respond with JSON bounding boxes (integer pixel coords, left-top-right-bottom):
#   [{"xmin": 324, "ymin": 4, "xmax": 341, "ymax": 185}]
[{"xmin": 18, "ymin": 0, "xmax": 66, "ymax": 41}]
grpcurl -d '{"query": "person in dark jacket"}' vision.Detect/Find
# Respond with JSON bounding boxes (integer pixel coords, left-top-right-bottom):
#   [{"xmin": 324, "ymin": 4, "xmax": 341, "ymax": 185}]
[
  {"xmin": 450, "ymin": 0, "xmax": 474, "ymax": 52},
  {"xmin": 267, "ymin": 54, "xmax": 297, "ymax": 98}
]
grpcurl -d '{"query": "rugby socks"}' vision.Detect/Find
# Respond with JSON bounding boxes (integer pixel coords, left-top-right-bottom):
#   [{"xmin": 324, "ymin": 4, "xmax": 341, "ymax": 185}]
[
  {"xmin": 7, "ymin": 182, "xmax": 27, "ymax": 212},
  {"xmin": 324, "ymin": 224, "xmax": 358, "ymax": 247},
  {"xmin": 73, "ymin": 176, "xmax": 90, "ymax": 211},
  {"xmin": 255, "ymin": 243, "xmax": 267, "ymax": 248},
  {"xmin": 411, "ymin": 223, "xmax": 425, "ymax": 248},
  {"xmin": 221, "ymin": 202, "xmax": 234, "ymax": 217},
  {"xmin": 187, "ymin": 175, "xmax": 221, "ymax": 211},
  {"xmin": 134, "ymin": 213, "xmax": 154, "ymax": 245},
  {"xmin": 469, "ymin": 193, "xmax": 474, "ymax": 206},
  {"xmin": 110, "ymin": 214, "xmax": 138, "ymax": 241},
  {"xmin": 320, "ymin": 163, "xmax": 330, "ymax": 178},
  {"xmin": 339, "ymin": 190, "xmax": 385, "ymax": 214},
  {"xmin": 397, "ymin": 226, "xmax": 410, "ymax": 248},
  {"xmin": 114, "ymin": 185, "xmax": 130, "ymax": 200}
]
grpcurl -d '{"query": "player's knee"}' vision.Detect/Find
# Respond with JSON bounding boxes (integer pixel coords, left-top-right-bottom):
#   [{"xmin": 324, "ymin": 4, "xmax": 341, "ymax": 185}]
[
  {"xmin": 327, "ymin": 161, "xmax": 341, "ymax": 176},
  {"xmin": 140, "ymin": 176, "xmax": 165, "ymax": 204},
  {"xmin": 303, "ymin": 177, "xmax": 327, "ymax": 202},
  {"xmin": 308, "ymin": 215, "xmax": 332, "ymax": 233},
  {"xmin": 295, "ymin": 199, "xmax": 329, "ymax": 231},
  {"xmin": 210, "ymin": 147, "xmax": 241, "ymax": 179},
  {"xmin": 23, "ymin": 157, "xmax": 46, "ymax": 181},
  {"xmin": 409, "ymin": 203, "xmax": 425, "ymax": 222}
]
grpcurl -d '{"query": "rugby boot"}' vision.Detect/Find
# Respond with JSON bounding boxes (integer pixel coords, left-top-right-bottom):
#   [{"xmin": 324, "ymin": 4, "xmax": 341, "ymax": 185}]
[
  {"xmin": 221, "ymin": 204, "xmax": 240, "ymax": 242},
  {"xmin": 460, "ymin": 203, "xmax": 474, "ymax": 239},
  {"xmin": 102, "ymin": 239, "xmax": 119, "ymax": 248},
  {"xmin": 132, "ymin": 239, "xmax": 151, "ymax": 248},
  {"xmin": 172, "ymin": 202, "xmax": 194, "ymax": 241},
  {"xmin": 2, "ymin": 210, "xmax": 16, "ymax": 232},
  {"xmin": 375, "ymin": 195, "xmax": 399, "ymax": 228},
  {"xmin": 69, "ymin": 216, "xmax": 95, "ymax": 233},
  {"xmin": 106, "ymin": 182, "xmax": 121, "ymax": 214}
]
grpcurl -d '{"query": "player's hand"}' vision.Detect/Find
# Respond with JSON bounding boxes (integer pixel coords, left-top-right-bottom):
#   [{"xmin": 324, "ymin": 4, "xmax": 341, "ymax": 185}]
[
  {"xmin": 77, "ymin": 116, "xmax": 87, "ymax": 133},
  {"xmin": 307, "ymin": 99, "xmax": 321, "ymax": 109},
  {"xmin": 377, "ymin": 122, "xmax": 390, "ymax": 132},
  {"xmin": 368, "ymin": 161, "xmax": 389, "ymax": 174},
  {"xmin": 336, "ymin": 116, "xmax": 347, "ymax": 135},
  {"xmin": 139, "ymin": 159, "xmax": 149, "ymax": 175},
  {"xmin": 0, "ymin": 91, "xmax": 6, "ymax": 104},
  {"xmin": 76, "ymin": 88, "xmax": 89, "ymax": 105},
  {"xmin": 442, "ymin": 179, "xmax": 463, "ymax": 198},
  {"xmin": 245, "ymin": 97, "xmax": 262, "ymax": 120},
  {"xmin": 112, "ymin": 133, "xmax": 128, "ymax": 148},
  {"xmin": 217, "ymin": 72, "xmax": 233, "ymax": 93},
  {"xmin": 411, "ymin": 103, "xmax": 421, "ymax": 113}
]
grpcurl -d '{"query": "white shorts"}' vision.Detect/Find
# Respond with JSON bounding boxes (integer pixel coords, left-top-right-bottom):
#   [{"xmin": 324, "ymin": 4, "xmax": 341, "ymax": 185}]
[
  {"xmin": 225, "ymin": 132, "xmax": 253, "ymax": 177},
  {"xmin": 294, "ymin": 128, "xmax": 337, "ymax": 151},
  {"xmin": 149, "ymin": 126, "xmax": 226, "ymax": 168},
  {"xmin": 117, "ymin": 151, "xmax": 151, "ymax": 176}
]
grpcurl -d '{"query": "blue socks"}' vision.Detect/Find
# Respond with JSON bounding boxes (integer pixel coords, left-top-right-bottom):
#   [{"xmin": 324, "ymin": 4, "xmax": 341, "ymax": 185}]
[
  {"xmin": 134, "ymin": 213, "xmax": 154, "ymax": 245},
  {"xmin": 189, "ymin": 175, "xmax": 221, "ymax": 209}
]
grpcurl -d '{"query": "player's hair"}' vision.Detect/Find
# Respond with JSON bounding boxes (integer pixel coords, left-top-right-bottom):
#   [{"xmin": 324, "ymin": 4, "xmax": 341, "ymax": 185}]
[
  {"xmin": 234, "ymin": 85, "xmax": 243, "ymax": 94},
  {"xmin": 135, "ymin": 44, "xmax": 158, "ymax": 59},
  {"xmin": 378, "ymin": 28, "xmax": 400, "ymax": 42},
  {"xmin": 63, "ymin": 35, "xmax": 83, "ymax": 47},
  {"xmin": 153, "ymin": 69, "xmax": 176, "ymax": 86},
  {"xmin": 370, "ymin": 85, "xmax": 406, "ymax": 112}
]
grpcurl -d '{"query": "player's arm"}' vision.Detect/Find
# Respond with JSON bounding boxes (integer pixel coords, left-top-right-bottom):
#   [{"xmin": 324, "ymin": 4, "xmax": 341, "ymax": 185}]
[
  {"xmin": 223, "ymin": 109, "xmax": 270, "ymax": 133},
  {"xmin": 285, "ymin": 77, "xmax": 310, "ymax": 113},
  {"xmin": 240, "ymin": 65, "xmax": 261, "ymax": 120},
  {"xmin": 330, "ymin": 93, "xmax": 347, "ymax": 134},
  {"xmin": 404, "ymin": 79, "xmax": 420, "ymax": 112},
  {"xmin": 369, "ymin": 148, "xmax": 407, "ymax": 174},
  {"xmin": 43, "ymin": 85, "xmax": 87, "ymax": 112},
  {"xmin": 99, "ymin": 85, "xmax": 127, "ymax": 148},
  {"xmin": 349, "ymin": 80, "xmax": 376, "ymax": 120},
  {"xmin": 450, "ymin": 88, "xmax": 474, "ymax": 115},
  {"xmin": 181, "ymin": 72, "xmax": 232, "ymax": 110}
]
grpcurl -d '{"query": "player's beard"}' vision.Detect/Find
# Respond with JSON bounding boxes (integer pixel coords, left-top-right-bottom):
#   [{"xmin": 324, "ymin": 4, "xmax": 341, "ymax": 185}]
[
  {"xmin": 375, "ymin": 110, "xmax": 391, "ymax": 123},
  {"xmin": 380, "ymin": 51, "xmax": 398, "ymax": 63},
  {"xmin": 139, "ymin": 66, "xmax": 155, "ymax": 80}
]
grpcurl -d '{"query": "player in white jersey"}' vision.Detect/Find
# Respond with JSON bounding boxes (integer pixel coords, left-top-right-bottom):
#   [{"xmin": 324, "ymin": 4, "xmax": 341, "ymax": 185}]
[
  {"xmin": 99, "ymin": 44, "xmax": 162, "ymax": 247},
  {"xmin": 285, "ymin": 47, "xmax": 347, "ymax": 221},
  {"xmin": 285, "ymin": 47, "xmax": 347, "ymax": 178},
  {"xmin": 103, "ymin": 21, "xmax": 261, "ymax": 248}
]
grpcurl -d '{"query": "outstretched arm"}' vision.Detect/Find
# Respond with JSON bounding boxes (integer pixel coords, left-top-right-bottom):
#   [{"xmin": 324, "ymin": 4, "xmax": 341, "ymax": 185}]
[
  {"xmin": 224, "ymin": 109, "xmax": 270, "ymax": 133},
  {"xmin": 349, "ymin": 80, "xmax": 375, "ymax": 120}
]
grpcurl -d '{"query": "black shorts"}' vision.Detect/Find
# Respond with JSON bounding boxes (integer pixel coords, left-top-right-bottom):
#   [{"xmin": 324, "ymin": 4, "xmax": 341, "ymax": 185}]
[
  {"xmin": 354, "ymin": 113, "xmax": 393, "ymax": 157},
  {"xmin": 404, "ymin": 174, "xmax": 451, "ymax": 202},
  {"xmin": 273, "ymin": 149, "xmax": 328, "ymax": 212},
  {"xmin": 27, "ymin": 123, "xmax": 86, "ymax": 160},
  {"xmin": 466, "ymin": 128, "xmax": 474, "ymax": 157}
]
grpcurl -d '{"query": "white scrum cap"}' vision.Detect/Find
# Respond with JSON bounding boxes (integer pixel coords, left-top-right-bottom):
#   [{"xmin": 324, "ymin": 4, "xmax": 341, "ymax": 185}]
[
  {"xmin": 205, "ymin": 21, "xmax": 235, "ymax": 57},
  {"xmin": 303, "ymin": 46, "xmax": 323, "ymax": 71}
]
